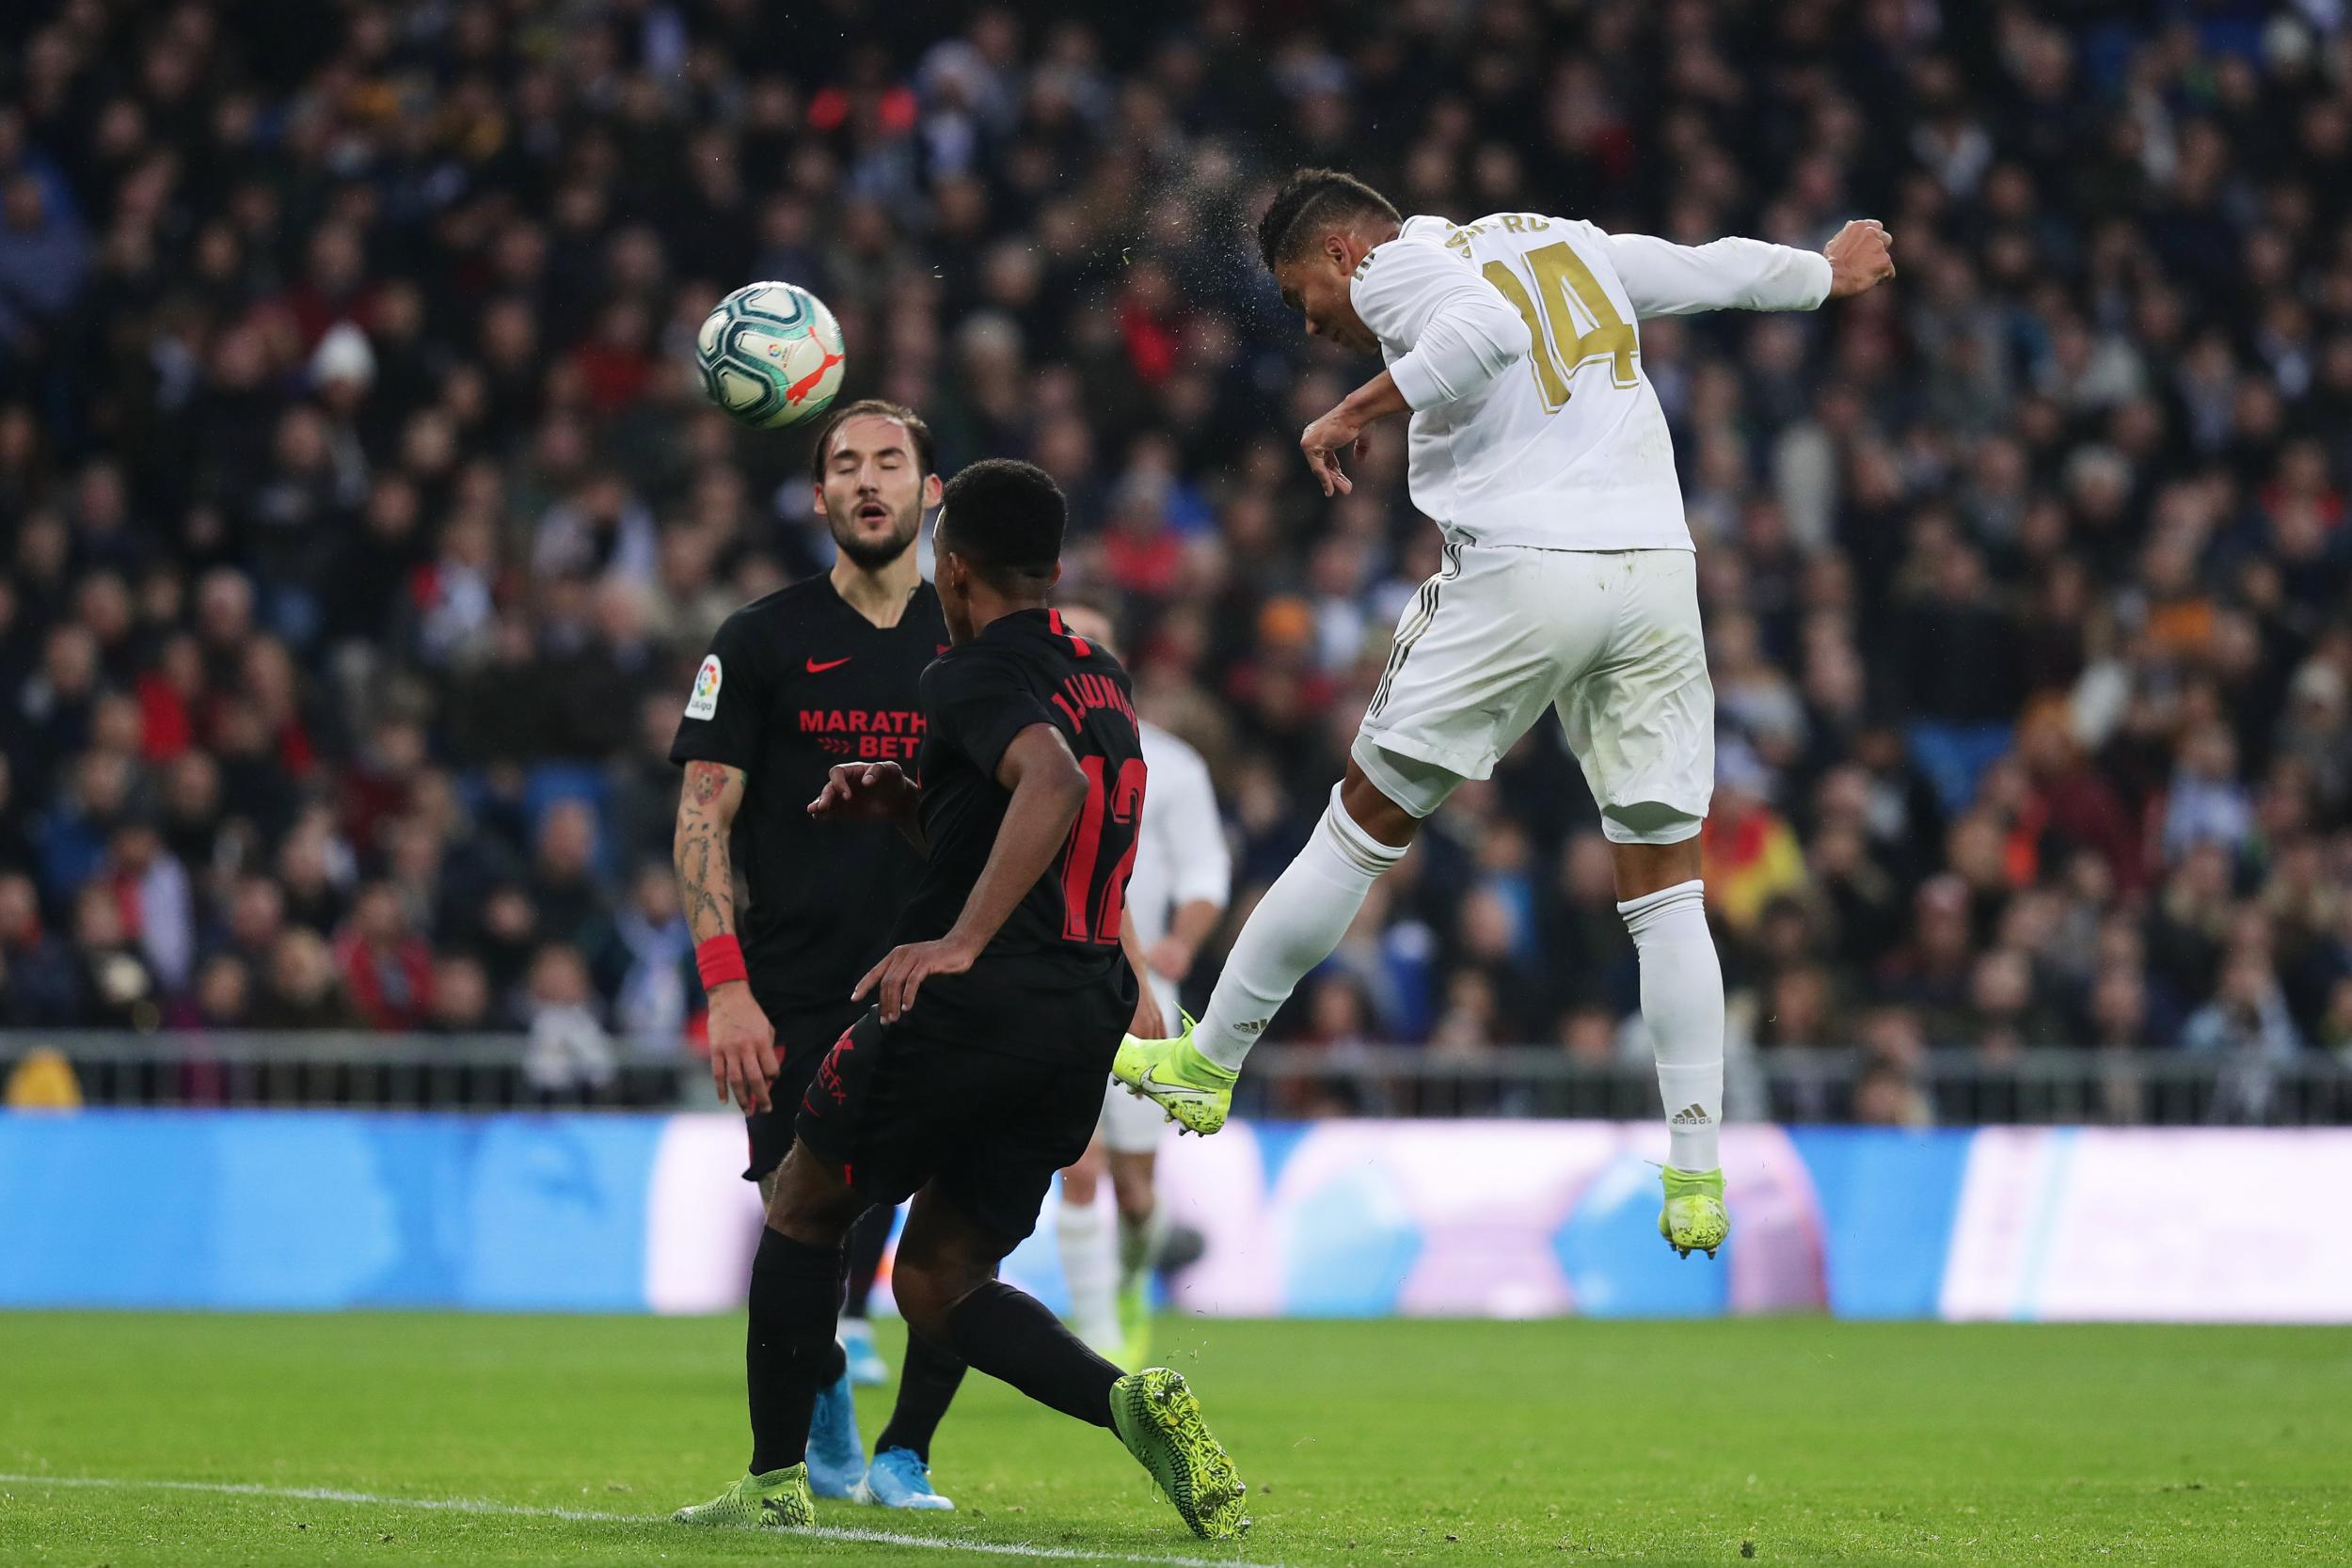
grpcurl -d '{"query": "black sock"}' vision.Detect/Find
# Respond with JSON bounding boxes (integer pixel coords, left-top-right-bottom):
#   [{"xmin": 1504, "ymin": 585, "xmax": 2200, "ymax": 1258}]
[
  {"xmin": 874, "ymin": 1328, "xmax": 970, "ymax": 1462},
  {"xmin": 843, "ymin": 1204, "xmax": 892, "ymax": 1320},
  {"xmin": 746, "ymin": 1226, "xmax": 849, "ymax": 1474},
  {"xmin": 938, "ymin": 1280, "xmax": 1120, "ymax": 1428}
]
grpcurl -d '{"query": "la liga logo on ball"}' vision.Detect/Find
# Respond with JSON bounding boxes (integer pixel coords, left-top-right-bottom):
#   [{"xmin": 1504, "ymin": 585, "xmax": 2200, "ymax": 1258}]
[{"xmin": 695, "ymin": 282, "xmax": 846, "ymax": 429}]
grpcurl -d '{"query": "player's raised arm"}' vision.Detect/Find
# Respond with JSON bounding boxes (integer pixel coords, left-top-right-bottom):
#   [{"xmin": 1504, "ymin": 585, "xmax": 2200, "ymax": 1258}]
[
  {"xmin": 675, "ymin": 758, "xmax": 779, "ymax": 1112},
  {"xmin": 1358, "ymin": 239, "xmax": 1535, "ymax": 409},
  {"xmin": 855, "ymin": 722, "xmax": 1089, "ymax": 1022},
  {"xmin": 1597, "ymin": 220, "xmax": 1893, "ymax": 319}
]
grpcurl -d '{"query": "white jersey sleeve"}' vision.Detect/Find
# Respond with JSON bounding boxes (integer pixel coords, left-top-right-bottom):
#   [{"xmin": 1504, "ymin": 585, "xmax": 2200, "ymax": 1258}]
[
  {"xmin": 1595, "ymin": 229, "xmax": 1832, "ymax": 319},
  {"xmin": 1152, "ymin": 731, "xmax": 1230, "ymax": 912},
  {"xmin": 1129, "ymin": 722, "xmax": 1229, "ymax": 953},
  {"xmin": 1352, "ymin": 235, "xmax": 1533, "ymax": 411}
]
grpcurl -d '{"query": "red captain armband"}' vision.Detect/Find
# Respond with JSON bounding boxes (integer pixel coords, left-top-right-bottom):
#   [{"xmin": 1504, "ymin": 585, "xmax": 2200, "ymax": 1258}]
[{"xmin": 695, "ymin": 936, "xmax": 750, "ymax": 990}]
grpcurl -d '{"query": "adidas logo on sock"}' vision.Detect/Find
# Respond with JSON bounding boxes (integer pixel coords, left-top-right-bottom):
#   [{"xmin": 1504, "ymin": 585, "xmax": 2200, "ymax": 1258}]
[
  {"xmin": 1234, "ymin": 1018, "xmax": 1270, "ymax": 1037},
  {"xmin": 1670, "ymin": 1102, "xmax": 1712, "ymax": 1126}
]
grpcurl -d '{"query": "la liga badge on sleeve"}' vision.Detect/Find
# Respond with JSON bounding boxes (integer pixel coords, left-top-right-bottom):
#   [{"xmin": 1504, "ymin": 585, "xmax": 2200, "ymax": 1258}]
[{"xmin": 685, "ymin": 654, "xmax": 723, "ymax": 719}]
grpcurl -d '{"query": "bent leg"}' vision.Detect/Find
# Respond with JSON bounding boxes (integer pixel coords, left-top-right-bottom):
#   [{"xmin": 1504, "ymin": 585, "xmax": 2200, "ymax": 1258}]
[
  {"xmin": 1188, "ymin": 761, "xmax": 1419, "ymax": 1070},
  {"xmin": 895, "ymin": 1185, "xmax": 1123, "ymax": 1429}
]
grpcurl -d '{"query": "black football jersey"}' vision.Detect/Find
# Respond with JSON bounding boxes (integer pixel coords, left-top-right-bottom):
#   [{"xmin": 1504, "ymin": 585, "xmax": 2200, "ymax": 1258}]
[
  {"xmin": 670, "ymin": 575, "xmax": 950, "ymax": 1014},
  {"xmin": 890, "ymin": 608, "xmax": 1146, "ymax": 1064}
]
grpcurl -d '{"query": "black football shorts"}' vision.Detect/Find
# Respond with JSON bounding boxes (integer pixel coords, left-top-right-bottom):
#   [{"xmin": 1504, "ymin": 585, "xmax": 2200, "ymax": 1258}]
[
  {"xmin": 794, "ymin": 1007, "xmax": 1106, "ymax": 1250},
  {"xmin": 741, "ymin": 1000, "xmax": 868, "ymax": 1183}
]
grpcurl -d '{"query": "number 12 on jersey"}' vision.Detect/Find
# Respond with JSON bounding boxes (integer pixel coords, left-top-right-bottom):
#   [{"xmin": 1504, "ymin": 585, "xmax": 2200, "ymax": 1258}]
[
  {"xmin": 1482, "ymin": 242, "xmax": 1638, "ymax": 412},
  {"xmin": 1057, "ymin": 755, "xmax": 1147, "ymax": 945}
]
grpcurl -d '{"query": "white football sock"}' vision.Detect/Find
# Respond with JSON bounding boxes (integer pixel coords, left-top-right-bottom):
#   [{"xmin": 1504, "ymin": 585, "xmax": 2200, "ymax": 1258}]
[
  {"xmin": 1618, "ymin": 879, "xmax": 1724, "ymax": 1171},
  {"xmin": 1194, "ymin": 785, "xmax": 1407, "ymax": 1070},
  {"xmin": 1055, "ymin": 1190, "xmax": 1122, "ymax": 1354}
]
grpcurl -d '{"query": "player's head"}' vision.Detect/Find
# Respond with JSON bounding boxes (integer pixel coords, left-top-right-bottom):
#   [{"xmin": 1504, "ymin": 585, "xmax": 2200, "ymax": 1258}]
[
  {"xmin": 1258, "ymin": 167, "xmax": 1400, "ymax": 355},
  {"xmin": 1052, "ymin": 589, "xmax": 1120, "ymax": 659},
  {"xmin": 809, "ymin": 399, "xmax": 941, "ymax": 571},
  {"xmin": 932, "ymin": 458, "xmax": 1065, "ymax": 642}
]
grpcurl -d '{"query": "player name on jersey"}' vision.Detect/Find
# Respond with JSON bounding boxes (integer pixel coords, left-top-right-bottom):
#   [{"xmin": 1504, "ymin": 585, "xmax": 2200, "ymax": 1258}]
[{"xmin": 1048, "ymin": 671, "xmax": 1136, "ymax": 732}]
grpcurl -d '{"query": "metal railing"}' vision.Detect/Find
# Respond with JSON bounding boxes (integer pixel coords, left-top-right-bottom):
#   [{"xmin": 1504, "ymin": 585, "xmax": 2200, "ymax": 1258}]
[{"xmin": 4, "ymin": 1032, "xmax": 2350, "ymax": 1125}]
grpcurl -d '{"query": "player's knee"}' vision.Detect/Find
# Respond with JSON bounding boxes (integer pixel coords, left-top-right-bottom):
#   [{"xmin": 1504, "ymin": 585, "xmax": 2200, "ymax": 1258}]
[
  {"xmin": 1604, "ymin": 809, "xmax": 1704, "ymax": 901},
  {"xmin": 1108, "ymin": 1154, "xmax": 1155, "ymax": 1222},
  {"xmin": 890, "ymin": 1251, "xmax": 991, "ymax": 1339},
  {"xmin": 1060, "ymin": 1139, "xmax": 1105, "ymax": 1204},
  {"xmin": 763, "ymin": 1145, "xmax": 864, "ymax": 1245},
  {"xmin": 1338, "ymin": 761, "xmax": 1422, "ymax": 849}
]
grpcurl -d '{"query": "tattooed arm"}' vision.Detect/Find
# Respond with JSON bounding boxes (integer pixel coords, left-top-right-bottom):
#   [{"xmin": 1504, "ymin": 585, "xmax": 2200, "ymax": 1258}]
[{"xmin": 675, "ymin": 760, "xmax": 777, "ymax": 1112}]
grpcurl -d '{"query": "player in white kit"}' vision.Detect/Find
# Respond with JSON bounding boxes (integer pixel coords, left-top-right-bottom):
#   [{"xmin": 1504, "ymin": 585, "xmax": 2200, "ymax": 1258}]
[
  {"xmin": 1051, "ymin": 596, "xmax": 1231, "ymax": 1361},
  {"xmin": 1115, "ymin": 168, "xmax": 1895, "ymax": 1258}
]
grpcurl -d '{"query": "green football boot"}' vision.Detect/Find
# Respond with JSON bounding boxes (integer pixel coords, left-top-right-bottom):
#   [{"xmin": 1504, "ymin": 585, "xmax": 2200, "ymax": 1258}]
[
  {"xmin": 1111, "ymin": 1015, "xmax": 1234, "ymax": 1136},
  {"xmin": 671, "ymin": 1465, "xmax": 816, "ymax": 1529},
  {"xmin": 1659, "ymin": 1165, "xmax": 1730, "ymax": 1259},
  {"xmin": 1108, "ymin": 1368, "xmax": 1248, "ymax": 1540}
]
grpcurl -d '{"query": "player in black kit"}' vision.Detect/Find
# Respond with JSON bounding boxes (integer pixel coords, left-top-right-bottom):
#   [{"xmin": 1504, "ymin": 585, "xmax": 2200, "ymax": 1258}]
[
  {"xmin": 668, "ymin": 401, "xmax": 968, "ymax": 1511},
  {"xmin": 671, "ymin": 460, "xmax": 1248, "ymax": 1540}
]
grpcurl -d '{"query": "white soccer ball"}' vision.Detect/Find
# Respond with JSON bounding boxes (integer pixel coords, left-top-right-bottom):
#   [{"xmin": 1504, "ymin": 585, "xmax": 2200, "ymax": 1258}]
[{"xmin": 694, "ymin": 282, "xmax": 847, "ymax": 429}]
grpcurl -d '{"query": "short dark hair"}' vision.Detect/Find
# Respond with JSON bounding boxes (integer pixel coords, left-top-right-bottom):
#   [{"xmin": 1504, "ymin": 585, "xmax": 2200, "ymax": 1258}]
[
  {"xmin": 938, "ymin": 459, "xmax": 1065, "ymax": 591},
  {"xmin": 1256, "ymin": 167, "xmax": 1401, "ymax": 273},
  {"xmin": 809, "ymin": 398, "xmax": 935, "ymax": 484}
]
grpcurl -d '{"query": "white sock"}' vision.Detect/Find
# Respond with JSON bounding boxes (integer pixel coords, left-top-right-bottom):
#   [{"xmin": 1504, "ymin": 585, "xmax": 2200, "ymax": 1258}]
[
  {"xmin": 1195, "ymin": 785, "xmax": 1406, "ymax": 1069},
  {"xmin": 1618, "ymin": 879, "xmax": 1724, "ymax": 1171},
  {"xmin": 1055, "ymin": 1190, "xmax": 1122, "ymax": 1354}
]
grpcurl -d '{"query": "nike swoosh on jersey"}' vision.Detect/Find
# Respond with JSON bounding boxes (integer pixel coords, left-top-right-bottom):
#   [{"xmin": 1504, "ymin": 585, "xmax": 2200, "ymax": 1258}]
[
  {"xmin": 1137, "ymin": 1064, "xmax": 1218, "ymax": 1102},
  {"xmin": 806, "ymin": 656, "xmax": 852, "ymax": 673}
]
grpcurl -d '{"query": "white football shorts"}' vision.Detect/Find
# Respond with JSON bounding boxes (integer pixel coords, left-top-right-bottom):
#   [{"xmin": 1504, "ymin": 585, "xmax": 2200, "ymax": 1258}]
[
  {"xmin": 1353, "ymin": 544, "xmax": 1713, "ymax": 844},
  {"xmin": 1098, "ymin": 1072, "xmax": 1169, "ymax": 1154}
]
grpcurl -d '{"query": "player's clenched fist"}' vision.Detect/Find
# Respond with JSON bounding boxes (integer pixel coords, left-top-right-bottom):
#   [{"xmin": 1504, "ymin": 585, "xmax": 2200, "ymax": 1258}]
[
  {"xmin": 1824, "ymin": 219, "xmax": 1896, "ymax": 299},
  {"xmin": 706, "ymin": 981, "xmax": 778, "ymax": 1112}
]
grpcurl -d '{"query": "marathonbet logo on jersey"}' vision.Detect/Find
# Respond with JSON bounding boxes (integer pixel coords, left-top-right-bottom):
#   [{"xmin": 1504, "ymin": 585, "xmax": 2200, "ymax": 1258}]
[{"xmin": 685, "ymin": 655, "xmax": 722, "ymax": 720}]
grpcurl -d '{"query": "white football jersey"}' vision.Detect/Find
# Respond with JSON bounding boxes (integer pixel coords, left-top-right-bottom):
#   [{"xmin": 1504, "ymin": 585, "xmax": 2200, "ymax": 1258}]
[
  {"xmin": 1127, "ymin": 720, "xmax": 1229, "ymax": 1006},
  {"xmin": 1354, "ymin": 212, "xmax": 1832, "ymax": 552}
]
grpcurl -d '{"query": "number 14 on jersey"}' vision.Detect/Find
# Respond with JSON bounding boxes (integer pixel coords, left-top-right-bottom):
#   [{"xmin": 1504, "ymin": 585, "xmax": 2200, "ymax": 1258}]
[{"xmin": 1482, "ymin": 241, "xmax": 1639, "ymax": 412}]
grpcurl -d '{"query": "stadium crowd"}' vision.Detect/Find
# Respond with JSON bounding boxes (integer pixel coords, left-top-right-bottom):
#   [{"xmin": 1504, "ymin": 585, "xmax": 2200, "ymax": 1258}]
[{"xmin": 6, "ymin": 0, "xmax": 2352, "ymax": 1119}]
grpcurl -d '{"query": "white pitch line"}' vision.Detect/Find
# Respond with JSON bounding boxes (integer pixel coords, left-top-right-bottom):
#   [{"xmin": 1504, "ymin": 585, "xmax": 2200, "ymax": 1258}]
[{"xmin": 0, "ymin": 1472, "xmax": 1276, "ymax": 1568}]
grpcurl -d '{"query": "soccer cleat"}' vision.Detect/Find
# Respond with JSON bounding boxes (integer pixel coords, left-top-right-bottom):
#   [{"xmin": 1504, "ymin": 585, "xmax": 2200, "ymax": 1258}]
[
  {"xmin": 1108, "ymin": 1368, "xmax": 1248, "ymax": 1540},
  {"xmin": 805, "ymin": 1363, "xmax": 866, "ymax": 1498},
  {"xmin": 1659, "ymin": 1165, "xmax": 1730, "ymax": 1259},
  {"xmin": 672, "ymin": 1465, "xmax": 815, "ymax": 1528},
  {"xmin": 1111, "ymin": 1017, "xmax": 1235, "ymax": 1137},
  {"xmin": 840, "ymin": 1317, "xmax": 889, "ymax": 1386},
  {"xmin": 851, "ymin": 1445, "xmax": 956, "ymax": 1511}
]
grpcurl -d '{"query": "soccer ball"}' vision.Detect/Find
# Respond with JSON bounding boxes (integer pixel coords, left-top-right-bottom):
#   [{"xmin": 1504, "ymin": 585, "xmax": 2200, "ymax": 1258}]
[{"xmin": 694, "ymin": 282, "xmax": 847, "ymax": 429}]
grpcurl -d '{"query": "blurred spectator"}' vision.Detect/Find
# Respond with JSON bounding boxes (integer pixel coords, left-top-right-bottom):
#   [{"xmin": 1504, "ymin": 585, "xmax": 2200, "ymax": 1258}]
[
  {"xmin": 426, "ymin": 955, "xmax": 495, "ymax": 1036},
  {"xmin": 0, "ymin": 0, "xmax": 2347, "ymax": 1121},
  {"xmin": 612, "ymin": 863, "xmax": 691, "ymax": 1038},
  {"xmin": 333, "ymin": 881, "xmax": 434, "ymax": 1032},
  {"xmin": 523, "ymin": 943, "xmax": 616, "ymax": 1095},
  {"xmin": 252, "ymin": 928, "xmax": 358, "ymax": 1031}
]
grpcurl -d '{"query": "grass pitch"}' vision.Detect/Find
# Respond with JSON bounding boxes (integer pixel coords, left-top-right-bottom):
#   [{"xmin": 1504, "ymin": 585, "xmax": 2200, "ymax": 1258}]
[{"xmin": 0, "ymin": 1312, "xmax": 2344, "ymax": 1566}]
